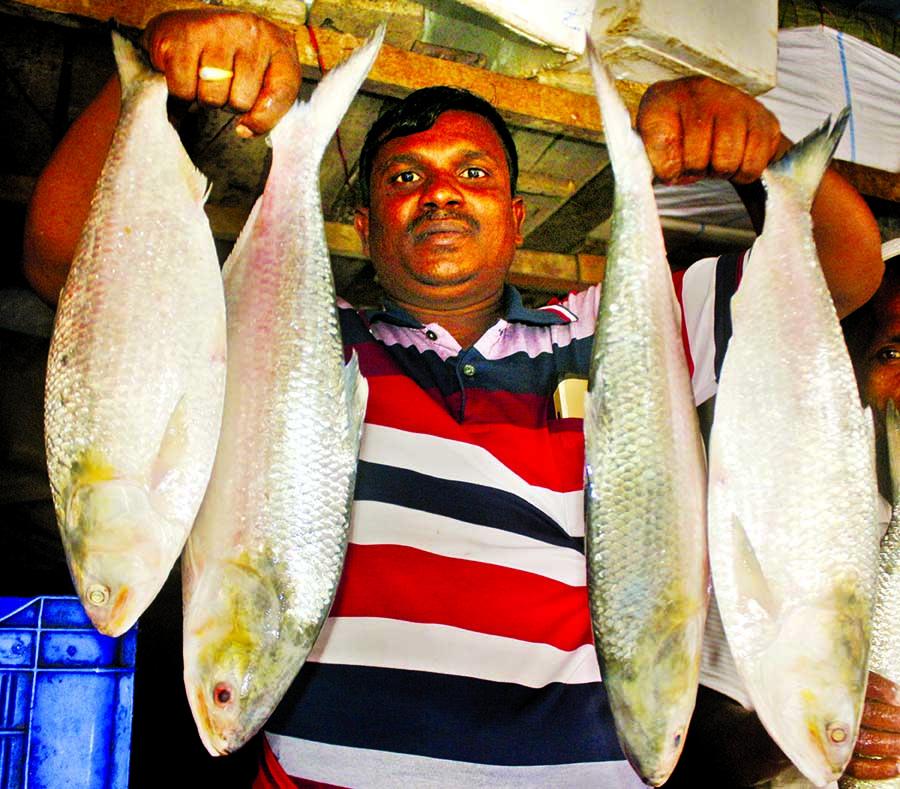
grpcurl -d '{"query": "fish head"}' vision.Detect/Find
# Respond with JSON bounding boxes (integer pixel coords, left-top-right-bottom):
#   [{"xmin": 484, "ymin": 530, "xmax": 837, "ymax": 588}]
[
  {"xmin": 62, "ymin": 474, "xmax": 176, "ymax": 636},
  {"xmin": 600, "ymin": 599, "xmax": 705, "ymax": 786},
  {"xmin": 749, "ymin": 594, "xmax": 870, "ymax": 785},
  {"xmin": 183, "ymin": 556, "xmax": 290, "ymax": 756}
]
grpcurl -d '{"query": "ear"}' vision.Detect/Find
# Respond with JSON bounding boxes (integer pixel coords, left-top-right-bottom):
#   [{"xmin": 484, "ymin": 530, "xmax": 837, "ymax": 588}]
[
  {"xmin": 512, "ymin": 197, "xmax": 526, "ymax": 246},
  {"xmin": 354, "ymin": 207, "xmax": 371, "ymax": 256}
]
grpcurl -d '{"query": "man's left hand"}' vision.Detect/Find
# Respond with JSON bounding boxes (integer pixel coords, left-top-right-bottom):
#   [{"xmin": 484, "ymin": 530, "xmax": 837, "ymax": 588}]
[
  {"xmin": 635, "ymin": 75, "xmax": 782, "ymax": 186},
  {"xmin": 843, "ymin": 671, "xmax": 900, "ymax": 781}
]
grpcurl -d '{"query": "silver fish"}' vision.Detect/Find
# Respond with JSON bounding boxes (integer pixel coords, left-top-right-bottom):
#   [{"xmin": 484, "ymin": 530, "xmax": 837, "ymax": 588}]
[
  {"xmin": 181, "ymin": 27, "xmax": 383, "ymax": 756},
  {"xmin": 583, "ymin": 39, "xmax": 710, "ymax": 787},
  {"xmin": 706, "ymin": 110, "xmax": 880, "ymax": 786},
  {"xmin": 840, "ymin": 399, "xmax": 900, "ymax": 789},
  {"xmin": 43, "ymin": 31, "xmax": 226, "ymax": 637}
]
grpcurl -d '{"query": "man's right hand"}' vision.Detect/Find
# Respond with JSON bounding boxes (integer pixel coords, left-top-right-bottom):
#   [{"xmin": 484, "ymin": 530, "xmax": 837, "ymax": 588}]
[{"xmin": 141, "ymin": 9, "xmax": 303, "ymax": 137}]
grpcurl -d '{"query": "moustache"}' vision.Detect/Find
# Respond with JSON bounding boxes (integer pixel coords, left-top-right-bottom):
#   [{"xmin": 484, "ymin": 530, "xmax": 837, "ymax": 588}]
[{"xmin": 407, "ymin": 209, "xmax": 480, "ymax": 238}]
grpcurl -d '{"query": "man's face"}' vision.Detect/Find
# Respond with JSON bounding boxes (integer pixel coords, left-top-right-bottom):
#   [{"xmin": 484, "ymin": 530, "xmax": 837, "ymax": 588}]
[
  {"xmin": 854, "ymin": 278, "xmax": 900, "ymax": 424},
  {"xmin": 354, "ymin": 110, "xmax": 525, "ymax": 313}
]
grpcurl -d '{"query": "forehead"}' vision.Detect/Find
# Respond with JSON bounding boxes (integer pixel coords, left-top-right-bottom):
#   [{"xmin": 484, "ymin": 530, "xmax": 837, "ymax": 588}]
[
  {"xmin": 372, "ymin": 110, "xmax": 510, "ymax": 168},
  {"xmin": 860, "ymin": 276, "xmax": 900, "ymax": 349},
  {"xmin": 873, "ymin": 276, "xmax": 900, "ymax": 325}
]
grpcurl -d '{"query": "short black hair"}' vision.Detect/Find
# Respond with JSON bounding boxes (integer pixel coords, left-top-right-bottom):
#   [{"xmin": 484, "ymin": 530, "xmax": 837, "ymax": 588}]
[{"xmin": 358, "ymin": 86, "xmax": 519, "ymax": 207}]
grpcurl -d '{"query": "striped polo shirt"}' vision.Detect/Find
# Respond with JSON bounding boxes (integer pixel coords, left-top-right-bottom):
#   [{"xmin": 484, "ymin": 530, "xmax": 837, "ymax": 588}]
[{"xmin": 258, "ymin": 253, "xmax": 746, "ymax": 788}]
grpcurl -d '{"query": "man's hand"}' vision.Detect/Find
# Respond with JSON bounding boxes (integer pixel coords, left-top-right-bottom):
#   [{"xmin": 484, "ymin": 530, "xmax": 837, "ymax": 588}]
[
  {"xmin": 635, "ymin": 75, "xmax": 782, "ymax": 186},
  {"xmin": 141, "ymin": 9, "xmax": 302, "ymax": 137},
  {"xmin": 843, "ymin": 672, "xmax": 900, "ymax": 781}
]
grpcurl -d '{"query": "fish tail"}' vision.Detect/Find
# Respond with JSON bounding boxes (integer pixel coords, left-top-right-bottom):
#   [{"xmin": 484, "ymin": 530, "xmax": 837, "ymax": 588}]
[
  {"xmin": 765, "ymin": 107, "xmax": 850, "ymax": 209},
  {"xmin": 109, "ymin": 30, "xmax": 209, "ymax": 206},
  {"xmin": 585, "ymin": 35, "xmax": 653, "ymax": 185},
  {"xmin": 110, "ymin": 30, "xmax": 157, "ymax": 98},
  {"xmin": 271, "ymin": 23, "xmax": 386, "ymax": 160}
]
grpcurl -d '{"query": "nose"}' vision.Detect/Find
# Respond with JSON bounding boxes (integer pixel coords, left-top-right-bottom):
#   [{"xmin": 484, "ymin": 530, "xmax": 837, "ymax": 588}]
[{"xmin": 420, "ymin": 171, "xmax": 462, "ymax": 209}]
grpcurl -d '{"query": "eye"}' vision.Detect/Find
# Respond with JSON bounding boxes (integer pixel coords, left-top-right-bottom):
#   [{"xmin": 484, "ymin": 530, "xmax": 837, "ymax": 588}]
[
  {"xmin": 390, "ymin": 170, "xmax": 420, "ymax": 184},
  {"xmin": 876, "ymin": 346, "xmax": 900, "ymax": 362},
  {"xmin": 462, "ymin": 167, "xmax": 487, "ymax": 179}
]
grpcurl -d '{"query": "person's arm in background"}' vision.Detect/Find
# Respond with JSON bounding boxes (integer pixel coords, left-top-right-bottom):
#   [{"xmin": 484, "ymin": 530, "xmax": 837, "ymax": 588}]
[
  {"xmin": 22, "ymin": 9, "xmax": 302, "ymax": 306},
  {"xmin": 636, "ymin": 75, "xmax": 884, "ymax": 319}
]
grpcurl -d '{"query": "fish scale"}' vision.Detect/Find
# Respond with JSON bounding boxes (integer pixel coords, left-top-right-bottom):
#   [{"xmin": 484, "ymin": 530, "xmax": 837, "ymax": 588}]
[
  {"xmin": 181, "ymin": 26, "xmax": 384, "ymax": 756},
  {"xmin": 583, "ymin": 39, "xmax": 710, "ymax": 787},
  {"xmin": 44, "ymin": 31, "xmax": 227, "ymax": 638}
]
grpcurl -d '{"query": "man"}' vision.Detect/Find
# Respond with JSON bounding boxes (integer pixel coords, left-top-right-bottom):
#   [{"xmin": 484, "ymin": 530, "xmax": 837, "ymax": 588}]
[{"xmin": 21, "ymin": 8, "xmax": 898, "ymax": 787}]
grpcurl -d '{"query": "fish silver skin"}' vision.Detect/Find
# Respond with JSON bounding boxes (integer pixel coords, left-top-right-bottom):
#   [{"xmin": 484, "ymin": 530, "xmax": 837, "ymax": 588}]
[
  {"xmin": 707, "ymin": 110, "xmax": 880, "ymax": 787},
  {"xmin": 43, "ymin": 32, "xmax": 226, "ymax": 637},
  {"xmin": 181, "ymin": 27, "xmax": 383, "ymax": 756},
  {"xmin": 583, "ymin": 39, "xmax": 710, "ymax": 787},
  {"xmin": 840, "ymin": 400, "xmax": 900, "ymax": 789}
]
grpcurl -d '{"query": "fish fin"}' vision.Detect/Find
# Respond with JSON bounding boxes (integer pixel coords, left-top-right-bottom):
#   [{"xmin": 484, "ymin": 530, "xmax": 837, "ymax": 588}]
[
  {"xmin": 150, "ymin": 394, "xmax": 191, "ymax": 491},
  {"xmin": 270, "ymin": 23, "xmax": 386, "ymax": 161},
  {"xmin": 730, "ymin": 513, "xmax": 778, "ymax": 621},
  {"xmin": 343, "ymin": 350, "xmax": 369, "ymax": 445},
  {"xmin": 764, "ymin": 107, "xmax": 850, "ymax": 210},
  {"xmin": 584, "ymin": 35, "xmax": 653, "ymax": 186},
  {"xmin": 222, "ymin": 194, "xmax": 263, "ymax": 282},
  {"xmin": 887, "ymin": 400, "xmax": 900, "ymax": 507}
]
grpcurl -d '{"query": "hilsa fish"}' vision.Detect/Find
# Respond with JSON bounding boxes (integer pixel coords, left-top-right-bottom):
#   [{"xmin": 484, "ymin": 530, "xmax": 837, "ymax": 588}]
[
  {"xmin": 706, "ymin": 109, "xmax": 880, "ymax": 787},
  {"xmin": 43, "ymin": 32, "xmax": 226, "ymax": 637},
  {"xmin": 181, "ymin": 26, "xmax": 383, "ymax": 756},
  {"xmin": 582, "ymin": 38, "xmax": 710, "ymax": 787},
  {"xmin": 840, "ymin": 399, "xmax": 900, "ymax": 789}
]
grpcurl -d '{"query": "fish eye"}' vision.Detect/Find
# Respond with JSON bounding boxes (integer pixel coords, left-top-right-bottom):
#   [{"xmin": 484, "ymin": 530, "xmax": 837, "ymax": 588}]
[
  {"xmin": 87, "ymin": 584, "xmax": 111, "ymax": 606},
  {"xmin": 214, "ymin": 683, "xmax": 233, "ymax": 706}
]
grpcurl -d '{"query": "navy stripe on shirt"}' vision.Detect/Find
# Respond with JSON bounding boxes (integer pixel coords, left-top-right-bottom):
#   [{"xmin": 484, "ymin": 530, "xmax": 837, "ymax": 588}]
[
  {"xmin": 266, "ymin": 663, "xmax": 624, "ymax": 766},
  {"xmin": 354, "ymin": 460, "xmax": 585, "ymax": 553}
]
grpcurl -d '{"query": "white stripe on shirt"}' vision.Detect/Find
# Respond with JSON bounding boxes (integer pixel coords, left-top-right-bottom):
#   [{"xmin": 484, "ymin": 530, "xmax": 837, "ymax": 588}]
[
  {"xmin": 267, "ymin": 733, "xmax": 649, "ymax": 789},
  {"xmin": 309, "ymin": 617, "xmax": 602, "ymax": 686}
]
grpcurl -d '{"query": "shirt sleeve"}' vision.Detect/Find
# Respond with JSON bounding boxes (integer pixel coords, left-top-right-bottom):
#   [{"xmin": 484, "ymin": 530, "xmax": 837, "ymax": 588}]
[{"xmin": 673, "ymin": 251, "xmax": 749, "ymax": 406}]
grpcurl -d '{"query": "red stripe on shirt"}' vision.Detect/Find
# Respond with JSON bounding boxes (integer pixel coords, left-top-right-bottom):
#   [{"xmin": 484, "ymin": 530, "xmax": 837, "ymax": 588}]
[
  {"xmin": 670, "ymin": 268, "xmax": 694, "ymax": 378},
  {"xmin": 330, "ymin": 544, "xmax": 592, "ymax": 652}
]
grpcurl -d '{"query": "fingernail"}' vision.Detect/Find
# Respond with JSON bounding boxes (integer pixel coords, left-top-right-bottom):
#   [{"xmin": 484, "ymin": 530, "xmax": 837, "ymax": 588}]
[{"xmin": 235, "ymin": 123, "xmax": 254, "ymax": 139}]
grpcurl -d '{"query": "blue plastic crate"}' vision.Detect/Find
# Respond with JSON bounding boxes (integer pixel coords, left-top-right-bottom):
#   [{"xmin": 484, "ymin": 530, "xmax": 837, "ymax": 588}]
[{"xmin": 0, "ymin": 596, "xmax": 136, "ymax": 789}]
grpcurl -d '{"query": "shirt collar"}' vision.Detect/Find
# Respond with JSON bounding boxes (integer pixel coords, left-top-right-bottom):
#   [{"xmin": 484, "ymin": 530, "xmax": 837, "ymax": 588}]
[{"xmin": 363, "ymin": 285, "xmax": 578, "ymax": 328}]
